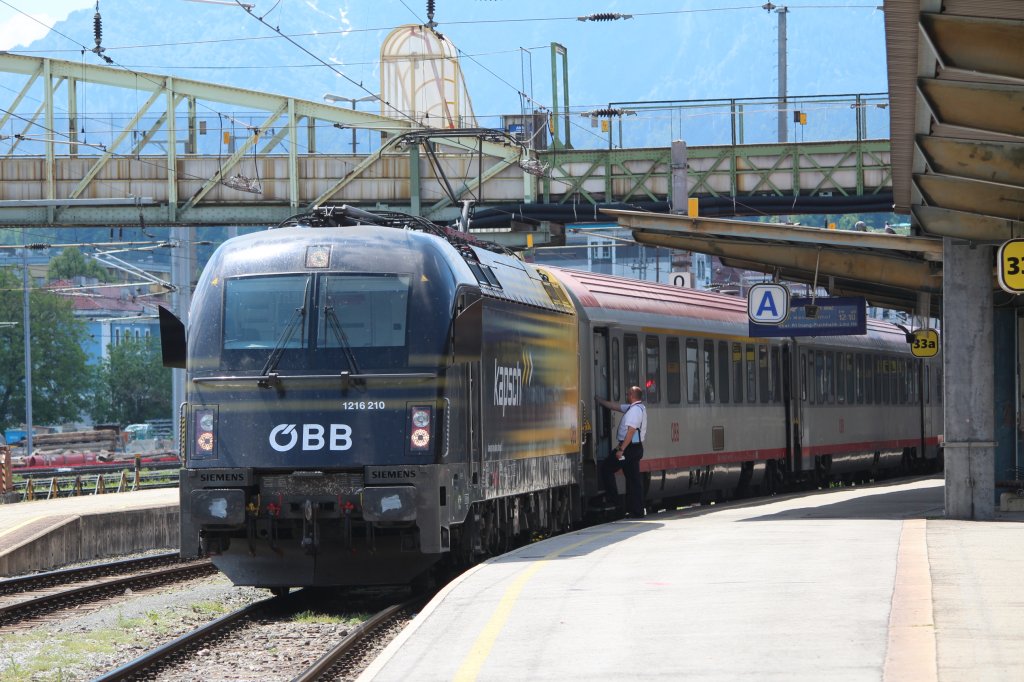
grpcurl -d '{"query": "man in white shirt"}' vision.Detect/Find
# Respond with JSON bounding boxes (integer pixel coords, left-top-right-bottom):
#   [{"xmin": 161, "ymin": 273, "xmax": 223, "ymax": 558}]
[{"xmin": 594, "ymin": 386, "xmax": 647, "ymax": 517}]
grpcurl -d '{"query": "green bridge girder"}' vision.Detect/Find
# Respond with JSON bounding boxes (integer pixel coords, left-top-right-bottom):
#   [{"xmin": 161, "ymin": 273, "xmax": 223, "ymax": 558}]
[{"xmin": 0, "ymin": 54, "xmax": 892, "ymax": 229}]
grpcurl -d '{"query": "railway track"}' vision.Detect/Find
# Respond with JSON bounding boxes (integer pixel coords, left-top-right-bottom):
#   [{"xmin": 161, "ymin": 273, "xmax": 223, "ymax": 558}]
[
  {"xmin": 0, "ymin": 552, "xmax": 215, "ymax": 627},
  {"xmin": 95, "ymin": 593, "xmax": 423, "ymax": 681}
]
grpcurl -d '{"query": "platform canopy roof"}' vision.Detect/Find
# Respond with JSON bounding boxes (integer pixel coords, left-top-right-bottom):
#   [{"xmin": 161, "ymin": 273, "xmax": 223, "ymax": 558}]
[
  {"xmin": 603, "ymin": 209, "xmax": 943, "ymax": 316},
  {"xmin": 609, "ymin": 0, "xmax": 1023, "ymax": 318}
]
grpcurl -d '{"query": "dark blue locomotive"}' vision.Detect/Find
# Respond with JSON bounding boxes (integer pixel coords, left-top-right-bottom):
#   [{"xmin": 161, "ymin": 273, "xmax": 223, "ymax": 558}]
[{"xmin": 162, "ymin": 207, "xmax": 581, "ymax": 589}]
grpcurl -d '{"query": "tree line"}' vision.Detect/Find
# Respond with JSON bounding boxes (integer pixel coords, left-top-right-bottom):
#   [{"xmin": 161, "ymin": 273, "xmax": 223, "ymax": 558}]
[{"xmin": 0, "ymin": 248, "xmax": 172, "ymax": 436}]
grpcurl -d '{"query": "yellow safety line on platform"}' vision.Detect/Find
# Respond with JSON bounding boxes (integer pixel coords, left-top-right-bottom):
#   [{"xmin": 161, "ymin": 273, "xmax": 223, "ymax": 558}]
[
  {"xmin": 454, "ymin": 522, "xmax": 641, "ymax": 682},
  {"xmin": 883, "ymin": 518, "xmax": 938, "ymax": 682},
  {"xmin": 0, "ymin": 515, "xmax": 45, "ymax": 541}
]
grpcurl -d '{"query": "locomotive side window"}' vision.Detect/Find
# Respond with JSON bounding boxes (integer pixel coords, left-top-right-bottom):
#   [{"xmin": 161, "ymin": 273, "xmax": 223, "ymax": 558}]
[
  {"xmin": 703, "ymin": 340, "xmax": 716, "ymax": 403},
  {"xmin": 718, "ymin": 341, "xmax": 730, "ymax": 404},
  {"xmin": 685, "ymin": 338, "xmax": 700, "ymax": 403},
  {"xmin": 732, "ymin": 343, "xmax": 744, "ymax": 403},
  {"xmin": 625, "ymin": 335, "xmax": 640, "ymax": 394},
  {"xmin": 645, "ymin": 335, "xmax": 661, "ymax": 404},
  {"xmin": 666, "ymin": 337, "xmax": 681, "ymax": 404},
  {"xmin": 611, "ymin": 338, "xmax": 621, "ymax": 401},
  {"xmin": 745, "ymin": 344, "xmax": 756, "ymax": 403},
  {"xmin": 758, "ymin": 344, "xmax": 769, "ymax": 403}
]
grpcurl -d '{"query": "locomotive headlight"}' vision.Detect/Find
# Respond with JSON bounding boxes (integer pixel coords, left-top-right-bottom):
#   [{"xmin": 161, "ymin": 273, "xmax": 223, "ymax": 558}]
[
  {"xmin": 411, "ymin": 428, "xmax": 430, "ymax": 448},
  {"xmin": 193, "ymin": 407, "xmax": 217, "ymax": 459},
  {"xmin": 409, "ymin": 406, "xmax": 433, "ymax": 451}
]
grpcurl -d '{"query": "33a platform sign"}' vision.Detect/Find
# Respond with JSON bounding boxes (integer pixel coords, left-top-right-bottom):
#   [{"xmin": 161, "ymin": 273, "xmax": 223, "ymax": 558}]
[
  {"xmin": 997, "ymin": 239, "xmax": 1024, "ymax": 293},
  {"xmin": 910, "ymin": 329, "xmax": 939, "ymax": 358}
]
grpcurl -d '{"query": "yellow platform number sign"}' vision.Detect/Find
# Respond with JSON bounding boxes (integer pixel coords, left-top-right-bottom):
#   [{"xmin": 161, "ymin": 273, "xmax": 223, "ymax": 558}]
[
  {"xmin": 911, "ymin": 329, "xmax": 939, "ymax": 358},
  {"xmin": 998, "ymin": 239, "xmax": 1024, "ymax": 293}
]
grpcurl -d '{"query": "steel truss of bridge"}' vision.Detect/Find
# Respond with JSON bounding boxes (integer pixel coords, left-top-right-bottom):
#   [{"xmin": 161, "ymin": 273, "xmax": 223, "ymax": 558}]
[{"xmin": 0, "ymin": 53, "xmax": 891, "ymax": 231}]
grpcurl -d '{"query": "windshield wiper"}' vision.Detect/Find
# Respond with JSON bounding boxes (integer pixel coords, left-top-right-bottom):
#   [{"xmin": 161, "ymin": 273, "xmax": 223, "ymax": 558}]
[{"xmin": 322, "ymin": 304, "xmax": 362, "ymax": 376}]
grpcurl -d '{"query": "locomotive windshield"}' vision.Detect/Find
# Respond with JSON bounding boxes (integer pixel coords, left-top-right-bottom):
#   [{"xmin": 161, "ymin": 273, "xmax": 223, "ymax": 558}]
[{"xmin": 220, "ymin": 272, "xmax": 423, "ymax": 372}]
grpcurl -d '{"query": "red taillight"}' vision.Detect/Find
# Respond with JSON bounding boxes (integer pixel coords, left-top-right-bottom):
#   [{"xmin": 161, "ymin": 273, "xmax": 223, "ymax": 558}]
[{"xmin": 410, "ymin": 406, "xmax": 432, "ymax": 451}]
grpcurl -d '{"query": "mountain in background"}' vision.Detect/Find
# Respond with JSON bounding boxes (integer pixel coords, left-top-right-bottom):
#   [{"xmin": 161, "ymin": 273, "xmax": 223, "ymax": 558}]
[{"xmin": 8, "ymin": 0, "xmax": 890, "ymax": 149}]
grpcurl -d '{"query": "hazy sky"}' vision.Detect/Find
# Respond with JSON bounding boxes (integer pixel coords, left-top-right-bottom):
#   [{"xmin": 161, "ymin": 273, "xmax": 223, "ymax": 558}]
[{"xmin": 0, "ymin": 1, "xmax": 92, "ymax": 49}]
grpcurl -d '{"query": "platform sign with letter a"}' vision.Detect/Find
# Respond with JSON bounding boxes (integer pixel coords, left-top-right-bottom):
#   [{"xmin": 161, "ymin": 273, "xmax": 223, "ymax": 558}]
[{"xmin": 747, "ymin": 284, "xmax": 790, "ymax": 325}]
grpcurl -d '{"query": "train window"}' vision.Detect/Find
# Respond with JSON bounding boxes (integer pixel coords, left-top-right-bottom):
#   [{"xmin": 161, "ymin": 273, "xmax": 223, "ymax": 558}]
[
  {"xmin": 806, "ymin": 352, "xmax": 815, "ymax": 404},
  {"xmin": 718, "ymin": 341, "xmax": 730, "ymax": 403},
  {"xmin": 924, "ymin": 364, "xmax": 930, "ymax": 405},
  {"xmin": 645, "ymin": 336, "xmax": 661, "ymax": 404},
  {"xmin": 825, "ymin": 352, "xmax": 835, "ymax": 404},
  {"xmin": 611, "ymin": 338, "xmax": 621, "ymax": 401},
  {"xmin": 771, "ymin": 346, "xmax": 782, "ymax": 403},
  {"xmin": 845, "ymin": 354, "xmax": 855, "ymax": 405},
  {"xmin": 319, "ymin": 274, "xmax": 411, "ymax": 357},
  {"xmin": 814, "ymin": 350, "xmax": 825, "ymax": 404},
  {"xmin": 746, "ymin": 344, "xmax": 756, "ymax": 403},
  {"xmin": 624, "ymin": 335, "xmax": 640, "ymax": 393},
  {"xmin": 878, "ymin": 357, "xmax": 889, "ymax": 404},
  {"xmin": 732, "ymin": 343, "xmax": 744, "ymax": 403},
  {"xmin": 703, "ymin": 340, "xmax": 716, "ymax": 403},
  {"xmin": 854, "ymin": 354, "xmax": 863, "ymax": 404},
  {"xmin": 686, "ymin": 338, "xmax": 700, "ymax": 403},
  {"xmin": 864, "ymin": 355, "xmax": 873, "ymax": 404},
  {"xmin": 757, "ymin": 345, "xmax": 769, "ymax": 403},
  {"xmin": 836, "ymin": 354, "xmax": 846, "ymax": 404},
  {"xmin": 667, "ymin": 337, "xmax": 681, "ymax": 405},
  {"xmin": 225, "ymin": 274, "xmax": 309, "ymax": 352},
  {"xmin": 799, "ymin": 350, "xmax": 807, "ymax": 402}
]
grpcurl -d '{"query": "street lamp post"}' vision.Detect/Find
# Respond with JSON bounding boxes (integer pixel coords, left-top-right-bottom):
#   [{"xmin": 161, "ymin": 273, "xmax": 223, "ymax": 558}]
[
  {"xmin": 21, "ymin": 228, "xmax": 32, "ymax": 457},
  {"xmin": 323, "ymin": 93, "xmax": 379, "ymax": 154}
]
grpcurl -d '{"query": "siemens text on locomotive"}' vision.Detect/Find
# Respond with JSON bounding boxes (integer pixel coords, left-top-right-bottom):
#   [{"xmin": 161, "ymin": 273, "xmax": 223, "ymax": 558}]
[{"xmin": 161, "ymin": 206, "xmax": 942, "ymax": 590}]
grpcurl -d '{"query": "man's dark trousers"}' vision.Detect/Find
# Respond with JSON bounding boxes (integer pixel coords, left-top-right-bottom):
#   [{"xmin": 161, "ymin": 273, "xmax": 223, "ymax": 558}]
[{"xmin": 599, "ymin": 442, "xmax": 644, "ymax": 516}]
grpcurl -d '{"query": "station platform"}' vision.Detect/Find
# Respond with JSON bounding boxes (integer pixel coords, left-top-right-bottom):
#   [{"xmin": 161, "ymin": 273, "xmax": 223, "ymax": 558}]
[
  {"xmin": 0, "ymin": 488, "xmax": 179, "ymax": 576},
  {"xmin": 361, "ymin": 477, "xmax": 1024, "ymax": 682}
]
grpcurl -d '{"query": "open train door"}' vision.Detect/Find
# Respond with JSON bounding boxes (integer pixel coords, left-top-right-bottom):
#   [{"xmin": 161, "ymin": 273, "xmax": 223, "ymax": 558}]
[{"xmin": 592, "ymin": 328, "xmax": 612, "ymax": 463}]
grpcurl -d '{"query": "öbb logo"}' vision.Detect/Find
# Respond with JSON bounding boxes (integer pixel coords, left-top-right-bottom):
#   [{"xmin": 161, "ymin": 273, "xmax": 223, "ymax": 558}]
[{"xmin": 269, "ymin": 424, "xmax": 353, "ymax": 452}]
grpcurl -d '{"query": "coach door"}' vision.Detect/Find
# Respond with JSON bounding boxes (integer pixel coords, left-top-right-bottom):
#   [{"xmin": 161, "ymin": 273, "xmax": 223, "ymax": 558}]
[
  {"xmin": 593, "ymin": 328, "xmax": 612, "ymax": 462},
  {"xmin": 782, "ymin": 344, "xmax": 802, "ymax": 476}
]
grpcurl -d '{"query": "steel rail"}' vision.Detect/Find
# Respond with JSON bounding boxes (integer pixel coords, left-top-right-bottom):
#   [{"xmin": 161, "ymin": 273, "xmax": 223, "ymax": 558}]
[
  {"xmin": 0, "ymin": 560, "xmax": 215, "ymax": 626},
  {"xmin": 0, "ymin": 551, "xmax": 180, "ymax": 596},
  {"xmin": 93, "ymin": 597, "xmax": 273, "ymax": 682},
  {"xmin": 293, "ymin": 597, "xmax": 424, "ymax": 682}
]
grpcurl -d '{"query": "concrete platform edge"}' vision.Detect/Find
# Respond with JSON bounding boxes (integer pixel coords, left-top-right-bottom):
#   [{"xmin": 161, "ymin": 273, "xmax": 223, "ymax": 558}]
[{"xmin": 0, "ymin": 506, "xmax": 179, "ymax": 576}]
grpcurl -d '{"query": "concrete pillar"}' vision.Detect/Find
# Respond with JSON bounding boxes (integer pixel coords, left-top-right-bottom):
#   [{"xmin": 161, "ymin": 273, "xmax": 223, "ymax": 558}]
[{"xmin": 942, "ymin": 238, "xmax": 995, "ymax": 519}]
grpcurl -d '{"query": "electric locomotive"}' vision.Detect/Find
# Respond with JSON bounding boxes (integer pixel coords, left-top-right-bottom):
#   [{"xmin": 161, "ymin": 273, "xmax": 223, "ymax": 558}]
[
  {"xmin": 161, "ymin": 206, "xmax": 581, "ymax": 589},
  {"xmin": 163, "ymin": 205, "xmax": 941, "ymax": 590}
]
